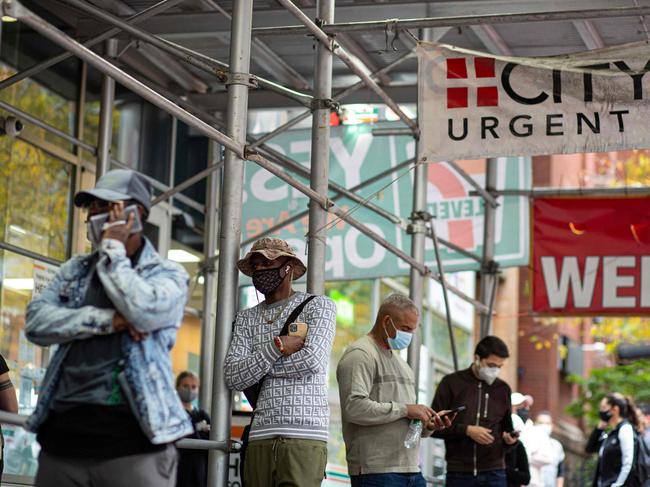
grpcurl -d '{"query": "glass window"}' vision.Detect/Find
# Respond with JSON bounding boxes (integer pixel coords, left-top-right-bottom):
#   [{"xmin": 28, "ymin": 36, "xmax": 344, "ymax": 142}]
[
  {"xmin": 0, "ymin": 63, "xmax": 75, "ymax": 153},
  {"xmin": 0, "ymin": 249, "xmax": 53, "ymax": 476},
  {"xmin": 0, "ymin": 139, "xmax": 73, "ymax": 261},
  {"xmin": 325, "ymin": 279, "xmax": 373, "ymax": 471},
  {"xmin": 431, "ymin": 313, "xmax": 472, "ymax": 367}
]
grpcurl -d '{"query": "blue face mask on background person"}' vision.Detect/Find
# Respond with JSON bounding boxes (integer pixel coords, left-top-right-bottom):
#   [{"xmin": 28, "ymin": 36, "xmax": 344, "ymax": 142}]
[{"xmin": 385, "ymin": 316, "xmax": 413, "ymax": 350}]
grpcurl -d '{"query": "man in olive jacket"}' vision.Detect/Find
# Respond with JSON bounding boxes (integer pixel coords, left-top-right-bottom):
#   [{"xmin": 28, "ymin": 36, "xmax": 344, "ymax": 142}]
[{"xmin": 431, "ymin": 336, "xmax": 519, "ymax": 487}]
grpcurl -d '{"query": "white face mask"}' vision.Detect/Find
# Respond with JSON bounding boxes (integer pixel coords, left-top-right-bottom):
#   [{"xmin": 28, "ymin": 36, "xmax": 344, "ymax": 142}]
[{"xmin": 476, "ymin": 360, "xmax": 500, "ymax": 385}]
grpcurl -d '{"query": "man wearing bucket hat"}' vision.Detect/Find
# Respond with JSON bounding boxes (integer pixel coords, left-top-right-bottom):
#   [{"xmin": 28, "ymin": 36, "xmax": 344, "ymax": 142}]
[
  {"xmin": 25, "ymin": 169, "xmax": 192, "ymax": 487},
  {"xmin": 224, "ymin": 237, "xmax": 336, "ymax": 487}
]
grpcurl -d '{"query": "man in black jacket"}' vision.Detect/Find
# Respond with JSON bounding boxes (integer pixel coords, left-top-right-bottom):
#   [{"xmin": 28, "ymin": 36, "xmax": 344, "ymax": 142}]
[{"xmin": 432, "ymin": 336, "xmax": 519, "ymax": 486}]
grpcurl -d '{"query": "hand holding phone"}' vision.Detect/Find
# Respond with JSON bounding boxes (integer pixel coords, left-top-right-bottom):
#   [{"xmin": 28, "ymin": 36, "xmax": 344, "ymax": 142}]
[
  {"xmin": 439, "ymin": 405, "xmax": 466, "ymax": 418},
  {"xmin": 89, "ymin": 203, "xmax": 143, "ymax": 245}
]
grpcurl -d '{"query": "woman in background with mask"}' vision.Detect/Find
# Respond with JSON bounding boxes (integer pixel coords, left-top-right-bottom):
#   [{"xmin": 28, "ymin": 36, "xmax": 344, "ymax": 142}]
[
  {"xmin": 586, "ymin": 393, "xmax": 641, "ymax": 487},
  {"xmin": 176, "ymin": 371, "xmax": 210, "ymax": 487}
]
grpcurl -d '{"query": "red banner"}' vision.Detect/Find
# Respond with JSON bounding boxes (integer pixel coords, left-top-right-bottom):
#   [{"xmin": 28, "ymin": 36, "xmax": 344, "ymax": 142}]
[{"xmin": 532, "ymin": 197, "xmax": 650, "ymax": 315}]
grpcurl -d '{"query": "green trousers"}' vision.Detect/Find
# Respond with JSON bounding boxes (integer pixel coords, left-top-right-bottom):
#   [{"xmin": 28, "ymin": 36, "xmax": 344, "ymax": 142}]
[{"xmin": 244, "ymin": 437, "xmax": 327, "ymax": 487}]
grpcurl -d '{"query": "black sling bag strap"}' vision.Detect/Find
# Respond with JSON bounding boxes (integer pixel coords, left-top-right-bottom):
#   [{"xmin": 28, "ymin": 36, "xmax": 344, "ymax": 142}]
[{"xmin": 239, "ymin": 295, "xmax": 316, "ymax": 484}]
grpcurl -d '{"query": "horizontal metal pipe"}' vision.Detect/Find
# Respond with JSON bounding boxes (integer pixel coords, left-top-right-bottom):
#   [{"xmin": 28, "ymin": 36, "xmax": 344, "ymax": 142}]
[
  {"xmin": 0, "ymin": 411, "xmax": 27, "ymax": 427},
  {"xmin": 241, "ymin": 156, "xmax": 416, "ymax": 247},
  {"xmin": 479, "ymin": 187, "xmax": 650, "ymax": 197},
  {"xmin": 0, "ymin": 240, "xmax": 62, "ymax": 267},
  {"xmin": 11, "ymin": 3, "xmax": 245, "ymax": 155},
  {"xmin": 275, "ymin": 0, "xmax": 418, "ymax": 135},
  {"xmin": 252, "ymin": 6, "xmax": 650, "ymax": 36},
  {"xmin": 0, "ymin": 100, "xmax": 96, "ymax": 154},
  {"xmin": 61, "ymin": 0, "xmax": 312, "ymax": 106},
  {"xmin": 372, "ymin": 127, "xmax": 413, "ymax": 136},
  {"xmin": 176, "ymin": 438, "xmax": 235, "ymax": 451},
  {"xmin": 151, "ymin": 158, "xmax": 224, "ymax": 206},
  {"xmin": 0, "ymin": 0, "xmax": 184, "ymax": 92}
]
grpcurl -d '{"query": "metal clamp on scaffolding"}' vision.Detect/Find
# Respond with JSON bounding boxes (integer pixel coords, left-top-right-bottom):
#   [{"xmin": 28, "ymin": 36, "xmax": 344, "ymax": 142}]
[
  {"xmin": 224, "ymin": 72, "xmax": 259, "ymax": 88},
  {"xmin": 310, "ymin": 98, "xmax": 339, "ymax": 112},
  {"xmin": 406, "ymin": 210, "xmax": 432, "ymax": 235}
]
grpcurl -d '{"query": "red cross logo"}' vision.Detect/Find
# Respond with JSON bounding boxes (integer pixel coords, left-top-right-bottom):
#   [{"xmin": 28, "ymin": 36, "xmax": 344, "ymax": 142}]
[{"xmin": 446, "ymin": 57, "xmax": 498, "ymax": 109}]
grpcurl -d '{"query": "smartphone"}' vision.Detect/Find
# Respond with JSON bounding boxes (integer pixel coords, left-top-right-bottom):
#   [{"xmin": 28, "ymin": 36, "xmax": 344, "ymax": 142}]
[
  {"xmin": 439, "ymin": 405, "xmax": 466, "ymax": 417},
  {"xmin": 88, "ymin": 204, "xmax": 143, "ymax": 243},
  {"xmin": 288, "ymin": 322, "xmax": 308, "ymax": 338}
]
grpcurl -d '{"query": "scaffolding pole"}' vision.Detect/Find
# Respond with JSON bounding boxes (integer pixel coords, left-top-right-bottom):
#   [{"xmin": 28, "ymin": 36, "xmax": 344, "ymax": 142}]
[
  {"xmin": 96, "ymin": 39, "xmax": 117, "ymax": 178},
  {"xmin": 307, "ymin": 0, "xmax": 334, "ymax": 295},
  {"xmin": 407, "ymin": 147, "xmax": 427, "ymax": 390},
  {"xmin": 479, "ymin": 158, "xmax": 498, "ymax": 338},
  {"xmin": 275, "ymin": 0, "xmax": 419, "ymax": 136},
  {"xmin": 199, "ymin": 139, "xmax": 221, "ymax": 414},
  {"xmin": 252, "ymin": 5, "xmax": 650, "ymax": 36},
  {"xmin": 207, "ymin": 0, "xmax": 252, "ymax": 484},
  {"xmin": 61, "ymin": 0, "xmax": 313, "ymax": 106},
  {"xmin": 249, "ymin": 49, "xmax": 415, "ymax": 149},
  {"xmin": 240, "ymin": 157, "xmax": 415, "ymax": 247},
  {"xmin": 0, "ymin": 0, "xmax": 184, "ymax": 92},
  {"xmin": 7, "ymin": 0, "xmax": 487, "ymax": 314}
]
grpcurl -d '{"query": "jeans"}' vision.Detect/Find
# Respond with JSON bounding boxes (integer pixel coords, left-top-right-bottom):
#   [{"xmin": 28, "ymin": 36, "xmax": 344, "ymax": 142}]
[
  {"xmin": 350, "ymin": 472, "xmax": 426, "ymax": 487},
  {"xmin": 446, "ymin": 469, "xmax": 507, "ymax": 487}
]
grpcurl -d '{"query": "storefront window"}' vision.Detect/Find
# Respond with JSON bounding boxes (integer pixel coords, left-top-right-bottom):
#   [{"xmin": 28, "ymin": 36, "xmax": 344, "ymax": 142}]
[
  {"xmin": 0, "ymin": 64, "xmax": 75, "ymax": 153},
  {"xmin": 431, "ymin": 313, "xmax": 472, "ymax": 368},
  {"xmin": 325, "ymin": 279, "xmax": 373, "ymax": 470},
  {"xmin": 0, "ymin": 249, "xmax": 53, "ymax": 476},
  {"xmin": 0, "ymin": 139, "xmax": 73, "ymax": 261}
]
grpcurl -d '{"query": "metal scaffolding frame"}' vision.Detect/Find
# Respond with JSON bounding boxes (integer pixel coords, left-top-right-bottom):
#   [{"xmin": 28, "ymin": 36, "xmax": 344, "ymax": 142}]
[{"xmin": 3, "ymin": 0, "xmax": 639, "ymax": 485}]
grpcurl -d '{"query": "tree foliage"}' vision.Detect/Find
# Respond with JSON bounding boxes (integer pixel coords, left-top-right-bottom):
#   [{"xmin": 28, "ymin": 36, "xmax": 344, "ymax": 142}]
[{"xmin": 567, "ymin": 360, "xmax": 650, "ymax": 426}]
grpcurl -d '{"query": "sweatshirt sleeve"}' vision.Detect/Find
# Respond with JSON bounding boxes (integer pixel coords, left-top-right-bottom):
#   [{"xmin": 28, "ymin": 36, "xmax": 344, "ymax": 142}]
[
  {"xmin": 224, "ymin": 311, "xmax": 282, "ymax": 391},
  {"xmin": 431, "ymin": 375, "xmax": 469, "ymax": 438},
  {"xmin": 336, "ymin": 348, "xmax": 407, "ymax": 426},
  {"xmin": 612, "ymin": 423, "xmax": 634, "ymax": 487},
  {"xmin": 269, "ymin": 296, "xmax": 336, "ymax": 378}
]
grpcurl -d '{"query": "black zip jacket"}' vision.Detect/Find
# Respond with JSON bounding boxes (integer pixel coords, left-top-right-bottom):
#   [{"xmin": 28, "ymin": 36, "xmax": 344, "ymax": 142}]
[
  {"xmin": 585, "ymin": 420, "xmax": 635, "ymax": 487},
  {"xmin": 431, "ymin": 367, "xmax": 514, "ymax": 474}
]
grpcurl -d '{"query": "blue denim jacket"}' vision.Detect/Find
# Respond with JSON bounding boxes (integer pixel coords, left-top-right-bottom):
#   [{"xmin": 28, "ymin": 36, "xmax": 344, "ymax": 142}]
[{"xmin": 25, "ymin": 238, "xmax": 193, "ymax": 444}]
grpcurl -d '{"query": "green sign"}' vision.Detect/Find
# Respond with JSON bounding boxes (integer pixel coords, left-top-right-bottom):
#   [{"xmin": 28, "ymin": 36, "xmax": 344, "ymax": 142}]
[{"xmin": 242, "ymin": 123, "xmax": 530, "ymax": 280}]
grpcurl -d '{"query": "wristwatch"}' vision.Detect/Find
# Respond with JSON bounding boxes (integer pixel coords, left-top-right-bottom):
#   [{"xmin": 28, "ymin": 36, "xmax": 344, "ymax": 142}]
[{"xmin": 273, "ymin": 336, "xmax": 285, "ymax": 354}]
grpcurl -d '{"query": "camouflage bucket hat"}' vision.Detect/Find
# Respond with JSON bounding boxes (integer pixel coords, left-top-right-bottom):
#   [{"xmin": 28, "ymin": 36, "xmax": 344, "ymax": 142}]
[{"xmin": 237, "ymin": 237, "xmax": 306, "ymax": 279}]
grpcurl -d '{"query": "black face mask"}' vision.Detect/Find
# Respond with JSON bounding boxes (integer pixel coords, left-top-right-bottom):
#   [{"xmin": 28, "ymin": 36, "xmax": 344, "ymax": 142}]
[
  {"xmin": 252, "ymin": 266, "xmax": 286, "ymax": 295},
  {"xmin": 517, "ymin": 408, "xmax": 530, "ymax": 423},
  {"xmin": 599, "ymin": 409, "xmax": 613, "ymax": 422}
]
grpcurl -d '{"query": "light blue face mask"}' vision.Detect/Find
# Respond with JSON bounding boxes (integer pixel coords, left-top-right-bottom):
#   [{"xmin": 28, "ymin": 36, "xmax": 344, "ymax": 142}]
[{"xmin": 385, "ymin": 316, "xmax": 413, "ymax": 350}]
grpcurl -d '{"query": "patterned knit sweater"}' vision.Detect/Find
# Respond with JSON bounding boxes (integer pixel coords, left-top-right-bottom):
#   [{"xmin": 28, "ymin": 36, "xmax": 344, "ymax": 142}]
[{"xmin": 224, "ymin": 292, "xmax": 336, "ymax": 442}]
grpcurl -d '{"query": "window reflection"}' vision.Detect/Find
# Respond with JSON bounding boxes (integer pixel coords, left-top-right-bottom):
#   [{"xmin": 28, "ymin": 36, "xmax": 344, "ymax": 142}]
[{"xmin": 0, "ymin": 250, "xmax": 52, "ymax": 476}]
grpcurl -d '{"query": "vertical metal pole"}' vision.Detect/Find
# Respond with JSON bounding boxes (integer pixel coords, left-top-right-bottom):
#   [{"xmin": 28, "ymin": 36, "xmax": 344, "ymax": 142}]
[
  {"xmin": 200, "ymin": 138, "xmax": 221, "ymax": 413},
  {"xmin": 479, "ymin": 158, "xmax": 498, "ymax": 338},
  {"xmin": 407, "ymin": 148, "xmax": 426, "ymax": 389},
  {"xmin": 70, "ymin": 61, "xmax": 88, "ymax": 256},
  {"xmin": 208, "ymin": 0, "xmax": 253, "ymax": 485},
  {"xmin": 168, "ymin": 117, "xmax": 178, "ymax": 223},
  {"xmin": 306, "ymin": 0, "xmax": 334, "ymax": 294},
  {"xmin": 97, "ymin": 39, "xmax": 117, "ymax": 178},
  {"xmin": 430, "ymin": 221, "xmax": 459, "ymax": 371}
]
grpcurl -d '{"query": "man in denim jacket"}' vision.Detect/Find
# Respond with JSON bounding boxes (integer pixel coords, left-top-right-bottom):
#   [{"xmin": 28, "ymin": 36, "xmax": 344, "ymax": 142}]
[{"xmin": 25, "ymin": 169, "xmax": 192, "ymax": 487}]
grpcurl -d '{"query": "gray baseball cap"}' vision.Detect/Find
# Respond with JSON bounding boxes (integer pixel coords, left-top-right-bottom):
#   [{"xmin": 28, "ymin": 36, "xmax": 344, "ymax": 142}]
[{"xmin": 74, "ymin": 169, "xmax": 152, "ymax": 211}]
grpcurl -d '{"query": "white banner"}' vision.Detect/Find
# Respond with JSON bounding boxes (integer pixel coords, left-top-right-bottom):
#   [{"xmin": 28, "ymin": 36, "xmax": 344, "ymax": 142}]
[{"xmin": 418, "ymin": 41, "xmax": 650, "ymax": 161}]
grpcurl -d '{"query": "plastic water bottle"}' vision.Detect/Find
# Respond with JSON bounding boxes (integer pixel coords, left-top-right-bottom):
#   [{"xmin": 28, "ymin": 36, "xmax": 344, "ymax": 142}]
[{"xmin": 404, "ymin": 419, "xmax": 422, "ymax": 448}]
